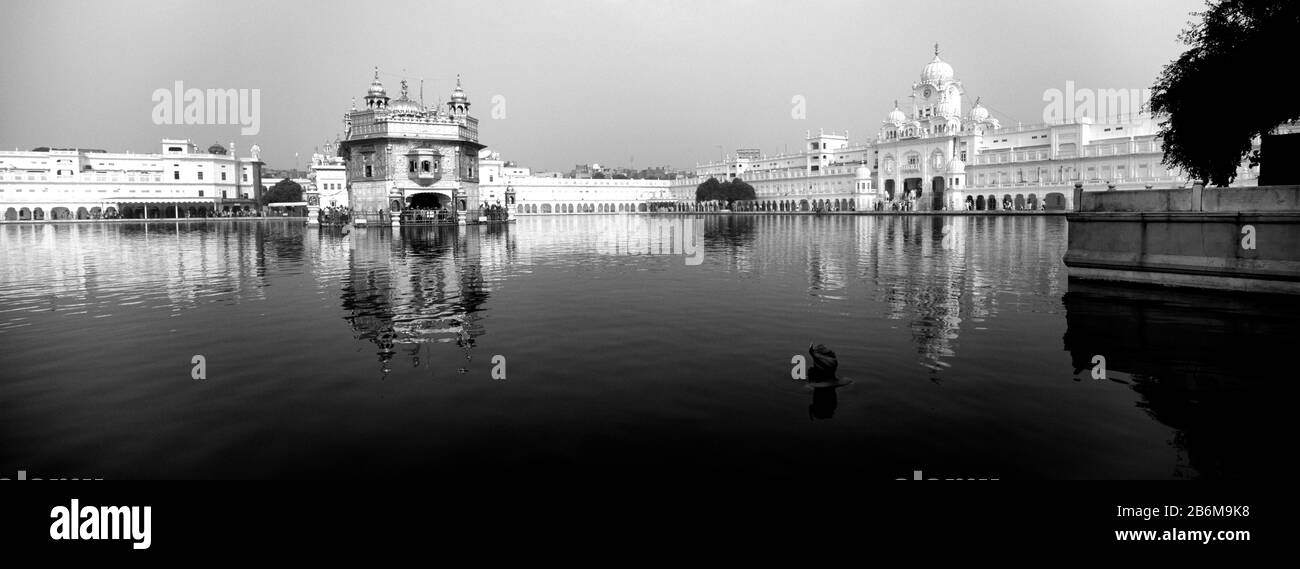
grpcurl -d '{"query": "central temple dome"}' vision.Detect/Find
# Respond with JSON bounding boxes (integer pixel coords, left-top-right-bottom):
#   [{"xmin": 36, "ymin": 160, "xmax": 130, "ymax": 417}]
[
  {"xmin": 921, "ymin": 44, "xmax": 954, "ymax": 85},
  {"xmin": 389, "ymin": 80, "xmax": 423, "ymax": 116}
]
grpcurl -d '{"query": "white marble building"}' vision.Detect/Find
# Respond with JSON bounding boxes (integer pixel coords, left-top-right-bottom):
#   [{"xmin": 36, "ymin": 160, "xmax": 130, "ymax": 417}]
[
  {"xmin": 678, "ymin": 45, "xmax": 1259, "ymax": 212},
  {"xmin": 0, "ymin": 140, "xmax": 264, "ymax": 220}
]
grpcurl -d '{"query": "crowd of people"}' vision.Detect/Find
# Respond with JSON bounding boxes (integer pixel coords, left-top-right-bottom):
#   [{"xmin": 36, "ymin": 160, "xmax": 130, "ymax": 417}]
[
  {"xmin": 482, "ymin": 202, "xmax": 509, "ymax": 221},
  {"xmin": 402, "ymin": 207, "xmax": 455, "ymax": 223},
  {"xmin": 320, "ymin": 206, "xmax": 353, "ymax": 225},
  {"xmin": 216, "ymin": 209, "xmax": 260, "ymax": 218}
]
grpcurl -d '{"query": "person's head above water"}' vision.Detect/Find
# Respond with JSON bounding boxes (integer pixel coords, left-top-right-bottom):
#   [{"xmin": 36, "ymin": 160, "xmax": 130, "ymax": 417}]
[{"xmin": 808, "ymin": 343, "xmax": 838, "ymax": 380}]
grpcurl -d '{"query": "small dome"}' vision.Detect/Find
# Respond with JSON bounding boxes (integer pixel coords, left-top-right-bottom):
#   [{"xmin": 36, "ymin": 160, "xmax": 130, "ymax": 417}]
[
  {"xmin": 367, "ymin": 67, "xmax": 386, "ymax": 97},
  {"xmin": 855, "ymin": 164, "xmax": 871, "ymax": 178},
  {"xmin": 946, "ymin": 158, "xmax": 965, "ymax": 174},
  {"xmin": 886, "ymin": 102, "xmax": 907, "ymax": 124},
  {"xmin": 450, "ymin": 75, "xmax": 468, "ymax": 103},
  {"xmin": 970, "ymin": 99, "xmax": 990, "ymax": 122},
  {"xmin": 921, "ymin": 45, "xmax": 954, "ymax": 85},
  {"xmin": 207, "ymin": 142, "xmax": 227, "ymax": 155}
]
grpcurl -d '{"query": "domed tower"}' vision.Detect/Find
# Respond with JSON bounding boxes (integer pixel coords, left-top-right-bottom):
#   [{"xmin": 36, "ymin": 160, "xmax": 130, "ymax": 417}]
[
  {"xmin": 967, "ymin": 97, "xmax": 1000, "ymax": 131},
  {"xmin": 886, "ymin": 101, "xmax": 907, "ymax": 125},
  {"xmin": 854, "ymin": 162, "xmax": 875, "ymax": 210},
  {"xmin": 446, "ymin": 75, "xmax": 470, "ymax": 118},
  {"xmin": 946, "ymin": 156, "xmax": 966, "ymax": 188},
  {"xmin": 880, "ymin": 100, "xmax": 908, "ymax": 140},
  {"xmin": 207, "ymin": 142, "xmax": 228, "ymax": 155},
  {"xmin": 969, "ymin": 98, "xmax": 989, "ymax": 122},
  {"xmin": 911, "ymin": 44, "xmax": 963, "ymax": 135},
  {"xmin": 364, "ymin": 67, "xmax": 389, "ymax": 109},
  {"xmin": 920, "ymin": 44, "xmax": 954, "ymax": 86}
]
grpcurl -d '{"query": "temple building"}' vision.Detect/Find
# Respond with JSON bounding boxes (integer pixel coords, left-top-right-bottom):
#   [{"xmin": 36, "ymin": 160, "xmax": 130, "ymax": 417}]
[
  {"xmin": 672, "ymin": 45, "xmax": 1259, "ymax": 212},
  {"xmin": 337, "ymin": 68, "xmax": 484, "ymax": 223}
]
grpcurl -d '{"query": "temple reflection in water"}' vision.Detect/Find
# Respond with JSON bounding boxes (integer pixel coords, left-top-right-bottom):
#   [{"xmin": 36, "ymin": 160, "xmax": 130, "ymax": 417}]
[
  {"xmin": 0, "ymin": 215, "xmax": 1284, "ymax": 480},
  {"xmin": 304, "ymin": 224, "xmax": 516, "ymax": 377}
]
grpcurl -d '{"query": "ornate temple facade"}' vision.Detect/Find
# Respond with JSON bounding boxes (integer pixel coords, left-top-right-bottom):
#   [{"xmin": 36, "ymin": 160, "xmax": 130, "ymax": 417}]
[{"xmin": 337, "ymin": 68, "xmax": 484, "ymax": 223}]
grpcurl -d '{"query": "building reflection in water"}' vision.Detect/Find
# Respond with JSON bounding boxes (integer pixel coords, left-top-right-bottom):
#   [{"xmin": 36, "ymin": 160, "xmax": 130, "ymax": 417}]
[
  {"xmin": 1063, "ymin": 281, "xmax": 1295, "ymax": 479},
  {"xmin": 707, "ymin": 214, "xmax": 1064, "ymax": 375},
  {"xmin": 0, "ymin": 220, "xmax": 286, "ymax": 327},
  {"xmin": 317, "ymin": 224, "xmax": 514, "ymax": 378}
]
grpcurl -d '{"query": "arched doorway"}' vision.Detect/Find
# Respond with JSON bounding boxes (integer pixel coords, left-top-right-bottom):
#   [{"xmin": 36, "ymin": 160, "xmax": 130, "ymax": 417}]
[
  {"xmin": 1014, "ymin": 194, "xmax": 1026, "ymax": 210},
  {"xmin": 975, "ymin": 195, "xmax": 985, "ymax": 210},
  {"xmin": 931, "ymin": 176, "xmax": 946, "ymax": 210},
  {"xmin": 1027, "ymin": 194, "xmax": 1039, "ymax": 209},
  {"xmin": 885, "ymin": 179, "xmax": 896, "ymax": 201},
  {"xmin": 4, "ymin": 207, "xmax": 16, "ymax": 220},
  {"xmin": 799, "ymin": 199, "xmax": 809, "ymax": 211},
  {"xmin": 1044, "ymin": 192, "xmax": 1067, "ymax": 210},
  {"xmin": 76, "ymin": 207, "xmax": 90, "ymax": 219},
  {"xmin": 19, "ymin": 207, "xmax": 31, "ymax": 220},
  {"xmin": 409, "ymin": 192, "xmax": 450, "ymax": 210},
  {"xmin": 904, "ymin": 178, "xmax": 923, "ymax": 206}
]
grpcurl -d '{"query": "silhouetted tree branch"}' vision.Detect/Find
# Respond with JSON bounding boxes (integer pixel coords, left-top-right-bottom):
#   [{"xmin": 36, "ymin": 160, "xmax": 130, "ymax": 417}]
[{"xmin": 1151, "ymin": 0, "xmax": 1300, "ymax": 186}]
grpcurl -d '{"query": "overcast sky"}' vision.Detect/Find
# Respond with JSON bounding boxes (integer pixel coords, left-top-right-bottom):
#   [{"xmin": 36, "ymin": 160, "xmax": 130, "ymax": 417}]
[{"xmin": 1, "ymin": 0, "xmax": 1204, "ymax": 172}]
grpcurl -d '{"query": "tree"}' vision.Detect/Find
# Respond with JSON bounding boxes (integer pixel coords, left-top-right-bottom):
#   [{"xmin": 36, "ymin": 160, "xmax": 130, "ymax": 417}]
[
  {"xmin": 695, "ymin": 177, "xmax": 756, "ymax": 209},
  {"xmin": 1150, "ymin": 0, "xmax": 1300, "ymax": 186},
  {"xmin": 261, "ymin": 178, "xmax": 303, "ymax": 205},
  {"xmin": 695, "ymin": 177, "xmax": 724, "ymax": 202},
  {"xmin": 726, "ymin": 178, "xmax": 756, "ymax": 206}
]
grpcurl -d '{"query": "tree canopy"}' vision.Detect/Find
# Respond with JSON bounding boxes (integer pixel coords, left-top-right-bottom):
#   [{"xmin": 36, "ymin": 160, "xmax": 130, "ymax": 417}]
[
  {"xmin": 695, "ymin": 177, "xmax": 756, "ymax": 207},
  {"xmin": 261, "ymin": 178, "xmax": 303, "ymax": 205},
  {"xmin": 1150, "ymin": 0, "xmax": 1300, "ymax": 186}
]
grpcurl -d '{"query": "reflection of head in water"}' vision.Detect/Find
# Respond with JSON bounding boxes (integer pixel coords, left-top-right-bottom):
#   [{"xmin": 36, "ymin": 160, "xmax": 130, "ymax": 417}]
[
  {"xmin": 805, "ymin": 343, "xmax": 849, "ymax": 420},
  {"xmin": 809, "ymin": 386, "xmax": 838, "ymax": 420}
]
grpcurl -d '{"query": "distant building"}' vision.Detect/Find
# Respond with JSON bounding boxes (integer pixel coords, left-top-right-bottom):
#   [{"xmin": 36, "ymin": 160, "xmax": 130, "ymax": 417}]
[
  {"xmin": 480, "ymin": 150, "xmax": 672, "ymax": 213},
  {"xmin": 307, "ymin": 140, "xmax": 348, "ymax": 208},
  {"xmin": 677, "ymin": 46, "xmax": 1259, "ymax": 212},
  {"xmin": 1, "ymin": 139, "xmax": 264, "ymax": 220}
]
